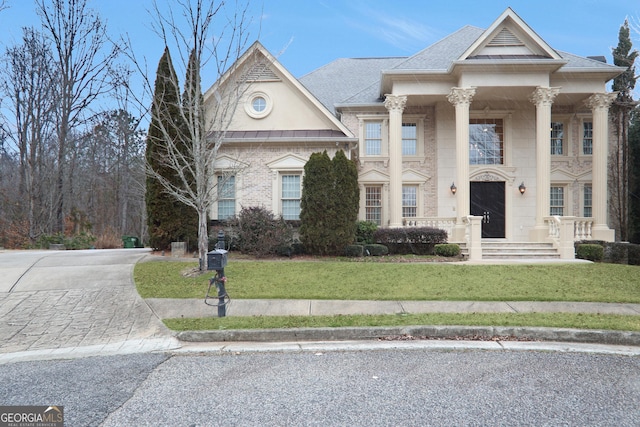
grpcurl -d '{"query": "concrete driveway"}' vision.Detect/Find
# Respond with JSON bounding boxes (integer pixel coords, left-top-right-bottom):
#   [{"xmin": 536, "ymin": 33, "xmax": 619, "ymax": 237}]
[{"xmin": 0, "ymin": 249, "xmax": 178, "ymax": 360}]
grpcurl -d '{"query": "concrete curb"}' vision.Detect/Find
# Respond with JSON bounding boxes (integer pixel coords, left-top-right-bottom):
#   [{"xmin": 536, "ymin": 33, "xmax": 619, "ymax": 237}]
[{"xmin": 177, "ymin": 325, "xmax": 640, "ymax": 347}]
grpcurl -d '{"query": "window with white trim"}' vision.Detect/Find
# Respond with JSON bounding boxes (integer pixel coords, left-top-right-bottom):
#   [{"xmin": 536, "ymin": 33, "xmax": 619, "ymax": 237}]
[
  {"xmin": 469, "ymin": 118, "xmax": 503, "ymax": 165},
  {"xmin": 582, "ymin": 121, "xmax": 593, "ymax": 155},
  {"xmin": 365, "ymin": 186, "xmax": 382, "ymax": 225},
  {"xmin": 402, "ymin": 185, "xmax": 417, "ymax": 218},
  {"xmin": 584, "ymin": 185, "xmax": 592, "ymax": 218},
  {"xmin": 550, "ymin": 186, "xmax": 565, "ymax": 216},
  {"xmin": 217, "ymin": 175, "xmax": 235, "ymax": 220},
  {"xmin": 550, "ymin": 122, "xmax": 564, "ymax": 155},
  {"xmin": 402, "ymin": 123, "xmax": 417, "ymax": 156},
  {"xmin": 281, "ymin": 174, "xmax": 301, "ymax": 220},
  {"xmin": 365, "ymin": 122, "xmax": 382, "ymax": 156}
]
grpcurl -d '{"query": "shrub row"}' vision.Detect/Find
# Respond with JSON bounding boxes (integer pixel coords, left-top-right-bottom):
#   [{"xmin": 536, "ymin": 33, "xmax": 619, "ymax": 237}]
[
  {"xmin": 576, "ymin": 244, "xmax": 604, "ymax": 262},
  {"xmin": 373, "ymin": 227, "xmax": 448, "ymax": 255},
  {"xmin": 575, "ymin": 240, "xmax": 640, "ymax": 265},
  {"xmin": 434, "ymin": 243, "xmax": 461, "ymax": 257},
  {"xmin": 345, "ymin": 244, "xmax": 390, "ymax": 257},
  {"xmin": 35, "ymin": 232, "xmax": 97, "ymax": 250}
]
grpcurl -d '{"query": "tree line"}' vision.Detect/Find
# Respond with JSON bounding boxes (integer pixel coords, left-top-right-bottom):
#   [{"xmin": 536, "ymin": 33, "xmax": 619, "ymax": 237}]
[{"xmin": 0, "ymin": 0, "xmax": 146, "ymax": 248}]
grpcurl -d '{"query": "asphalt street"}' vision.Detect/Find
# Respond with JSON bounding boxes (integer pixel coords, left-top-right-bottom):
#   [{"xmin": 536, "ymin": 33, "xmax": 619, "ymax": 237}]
[{"xmin": 1, "ymin": 349, "xmax": 639, "ymax": 426}]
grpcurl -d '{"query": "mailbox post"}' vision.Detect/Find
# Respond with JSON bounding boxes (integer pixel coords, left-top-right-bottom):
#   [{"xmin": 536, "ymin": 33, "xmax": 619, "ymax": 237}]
[{"xmin": 205, "ymin": 230, "xmax": 230, "ymax": 317}]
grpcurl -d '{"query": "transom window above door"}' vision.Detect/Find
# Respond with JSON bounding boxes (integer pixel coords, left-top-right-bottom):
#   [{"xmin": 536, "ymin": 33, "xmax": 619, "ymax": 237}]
[{"xmin": 469, "ymin": 118, "xmax": 503, "ymax": 165}]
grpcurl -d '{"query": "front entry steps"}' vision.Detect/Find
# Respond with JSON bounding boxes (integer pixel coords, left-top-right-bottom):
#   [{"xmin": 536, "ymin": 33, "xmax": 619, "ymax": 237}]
[{"xmin": 458, "ymin": 241, "xmax": 560, "ymax": 260}]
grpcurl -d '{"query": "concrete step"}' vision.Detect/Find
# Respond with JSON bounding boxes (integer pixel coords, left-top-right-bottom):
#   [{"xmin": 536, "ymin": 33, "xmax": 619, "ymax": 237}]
[{"xmin": 455, "ymin": 242, "xmax": 561, "ymax": 260}]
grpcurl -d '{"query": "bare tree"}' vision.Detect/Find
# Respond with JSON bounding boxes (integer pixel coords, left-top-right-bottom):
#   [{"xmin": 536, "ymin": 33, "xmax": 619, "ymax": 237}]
[
  {"xmin": 81, "ymin": 109, "xmax": 145, "ymax": 235},
  {"xmin": 36, "ymin": 0, "xmax": 120, "ymax": 233},
  {"xmin": 141, "ymin": 0, "xmax": 255, "ymax": 269},
  {"xmin": 0, "ymin": 27, "xmax": 57, "ymax": 242}
]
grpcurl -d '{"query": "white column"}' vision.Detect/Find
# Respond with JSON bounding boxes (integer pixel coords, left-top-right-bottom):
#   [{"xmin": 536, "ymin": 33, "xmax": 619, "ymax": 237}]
[
  {"xmin": 585, "ymin": 93, "xmax": 616, "ymax": 241},
  {"xmin": 384, "ymin": 94, "xmax": 407, "ymax": 228},
  {"xmin": 446, "ymin": 87, "xmax": 475, "ymax": 240},
  {"xmin": 529, "ymin": 87, "xmax": 560, "ymax": 241}
]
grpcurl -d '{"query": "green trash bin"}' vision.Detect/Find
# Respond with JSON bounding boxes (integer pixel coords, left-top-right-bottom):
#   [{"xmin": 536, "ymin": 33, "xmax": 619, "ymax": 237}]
[{"xmin": 122, "ymin": 236, "xmax": 137, "ymax": 248}]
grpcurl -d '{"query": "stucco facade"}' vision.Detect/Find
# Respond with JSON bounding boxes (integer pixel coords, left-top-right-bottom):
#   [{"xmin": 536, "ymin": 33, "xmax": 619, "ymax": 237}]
[{"xmin": 204, "ymin": 8, "xmax": 624, "ymax": 252}]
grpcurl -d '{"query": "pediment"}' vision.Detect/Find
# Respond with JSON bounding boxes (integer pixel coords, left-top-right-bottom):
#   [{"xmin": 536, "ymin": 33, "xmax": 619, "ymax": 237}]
[
  {"xmin": 215, "ymin": 155, "xmax": 249, "ymax": 170},
  {"xmin": 470, "ymin": 167, "xmax": 516, "ymax": 183},
  {"xmin": 266, "ymin": 153, "xmax": 308, "ymax": 170},
  {"xmin": 359, "ymin": 169, "xmax": 389, "ymax": 183},
  {"xmin": 460, "ymin": 8, "xmax": 561, "ymax": 61},
  {"xmin": 551, "ymin": 167, "xmax": 592, "ymax": 182},
  {"xmin": 402, "ymin": 169, "xmax": 431, "ymax": 183}
]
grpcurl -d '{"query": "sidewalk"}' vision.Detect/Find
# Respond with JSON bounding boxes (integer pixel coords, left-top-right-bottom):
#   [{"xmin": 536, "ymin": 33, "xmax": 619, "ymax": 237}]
[
  {"xmin": 146, "ymin": 298, "xmax": 640, "ymax": 318},
  {"xmin": 145, "ymin": 298, "xmax": 640, "ymax": 348}
]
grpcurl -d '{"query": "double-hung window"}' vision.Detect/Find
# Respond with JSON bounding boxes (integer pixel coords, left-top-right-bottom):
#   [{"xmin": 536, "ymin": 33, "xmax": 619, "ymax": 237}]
[
  {"xmin": 365, "ymin": 186, "xmax": 382, "ymax": 225},
  {"xmin": 582, "ymin": 121, "xmax": 593, "ymax": 155},
  {"xmin": 584, "ymin": 185, "xmax": 592, "ymax": 218},
  {"xmin": 550, "ymin": 186, "xmax": 564, "ymax": 216},
  {"xmin": 282, "ymin": 175, "xmax": 301, "ymax": 220},
  {"xmin": 365, "ymin": 122, "xmax": 382, "ymax": 156},
  {"xmin": 402, "ymin": 185, "xmax": 417, "ymax": 218},
  {"xmin": 217, "ymin": 175, "xmax": 235, "ymax": 220},
  {"xmin": 402, "ymin": 123, "xmax": 417, "ymax": 156},
  {"xmin": 550, "ymin": 122, "xmax": 564, "ymax": 155}
]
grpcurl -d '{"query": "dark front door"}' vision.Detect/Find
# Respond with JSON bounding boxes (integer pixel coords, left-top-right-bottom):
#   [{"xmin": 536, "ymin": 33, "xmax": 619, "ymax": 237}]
[{"xmin": 470, "ymin": 181, "xmax": 505, "ymax": 238}]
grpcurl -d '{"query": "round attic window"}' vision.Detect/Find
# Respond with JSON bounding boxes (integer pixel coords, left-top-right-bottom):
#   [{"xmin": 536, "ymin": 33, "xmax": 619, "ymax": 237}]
[
  {"xmin": 252, "ymin": 96, "xmax": 266, "ymax": 112},
  {"xmin": 245, "ymin": 92, "xmax": 272, "ymax": 119}
]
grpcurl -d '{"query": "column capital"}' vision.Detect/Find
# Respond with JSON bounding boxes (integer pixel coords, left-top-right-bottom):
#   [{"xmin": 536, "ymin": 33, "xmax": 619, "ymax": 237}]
[
  {"xmin": 529, "ymin": 86, "xmax": 561, "ymax": 106},
  {"xmin": 447, "ymin": 87, "xmax": 476, "ymax": 106},
  {"xmin": 584, "ymin": 92, "xmax": 617, "ymax": 110},
  {"xmin": 384, "ymin": 94, "xmax": 407, "ymax": 112}
]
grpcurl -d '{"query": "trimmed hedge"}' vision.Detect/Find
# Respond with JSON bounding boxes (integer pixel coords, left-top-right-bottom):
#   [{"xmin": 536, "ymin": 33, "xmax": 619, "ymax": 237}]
[
  {"xmin": 364, "ymin": 244, "xmax": 389, "ymax": 256},
  {"xmin": 374, "ymin": 227, "xmax": 448, "ymax": 255},
  {"xmin": 434, "ymin": 243, "xmax": 461, "ymax": 257},
  {"xmin": 576, "ymin": 244, "xmax": 604, "ymax": 262},
  {"xmin": 575, "ymin": 240, "xmax": 640, "ymax": 265},
  {"xmin": 345, "ymin": 244, "xmax": 364, "ymax": 257}
]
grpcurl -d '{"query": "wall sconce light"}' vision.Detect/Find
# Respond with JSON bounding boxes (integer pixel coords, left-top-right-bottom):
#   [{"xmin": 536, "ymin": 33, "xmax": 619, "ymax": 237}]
[
  {"xmin": 518, "ymin": 182, "xmax": 526, "ymax": 195},
  {"xmin": 450, "ymin": 182, "xmax": 457, "ymax": 194}
]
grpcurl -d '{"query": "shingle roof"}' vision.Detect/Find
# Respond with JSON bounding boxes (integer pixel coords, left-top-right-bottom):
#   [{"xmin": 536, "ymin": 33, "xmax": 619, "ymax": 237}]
[
  {"xmin": 392, "ymin": 25, "xmax": 483, "ymax": 71},
  {"xmin": 299, "ymin": 57, "xmax": 405, "ymax": 114},
  {"xmin": 298, "ymin": 24, "xmax": 621, "ymax": 111}
]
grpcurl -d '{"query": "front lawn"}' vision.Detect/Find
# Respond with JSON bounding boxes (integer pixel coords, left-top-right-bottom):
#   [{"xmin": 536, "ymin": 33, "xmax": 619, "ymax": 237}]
[{"xmin": 135, "ymin": 259, "xmax": 640, "ymax": 303}]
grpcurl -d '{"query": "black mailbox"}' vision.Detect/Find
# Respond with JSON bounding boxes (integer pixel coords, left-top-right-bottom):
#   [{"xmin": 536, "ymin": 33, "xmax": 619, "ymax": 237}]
[{"xmin": 207, "ymin": 248, "xmax": 228, "ymax": 270}]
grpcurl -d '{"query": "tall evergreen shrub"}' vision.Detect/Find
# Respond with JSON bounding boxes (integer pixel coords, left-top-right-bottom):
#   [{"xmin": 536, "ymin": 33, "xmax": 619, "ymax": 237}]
[
  {"xmin": 145, "ymin": 47, "xmax": 197, "ymax": 251},
  {"xmin": 300, "ymin": 150, "xmax": 359, "ymax": 255},
  {"xmin": 299, "ymin": 151, "xmax": 334, "ymax": 254}
]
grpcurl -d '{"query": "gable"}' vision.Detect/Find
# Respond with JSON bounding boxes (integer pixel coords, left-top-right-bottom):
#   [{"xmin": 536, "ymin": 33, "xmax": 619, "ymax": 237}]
[
  {"xmin": 460, "ymin": 8, "xmax": 561, "ymax": 61},
  {"xmin": 204, "ymin": 41, "xmax": 353, "ymax": 137}
]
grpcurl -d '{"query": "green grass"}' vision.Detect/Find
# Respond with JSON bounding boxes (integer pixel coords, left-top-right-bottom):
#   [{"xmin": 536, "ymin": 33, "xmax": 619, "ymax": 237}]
[
  {"xmin": 164, "ymin": 312, "xmax": 640, "ymax": 332},
  {"xmin": 135, "ymin": 259, "xmax": 640, "ymax": 303}
]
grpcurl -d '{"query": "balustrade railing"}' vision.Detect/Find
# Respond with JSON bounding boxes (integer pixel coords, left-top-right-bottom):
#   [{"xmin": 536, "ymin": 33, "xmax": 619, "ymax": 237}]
[{"xmin": 402, "ymin": 217, "xmax": 456, "ymax": 238}]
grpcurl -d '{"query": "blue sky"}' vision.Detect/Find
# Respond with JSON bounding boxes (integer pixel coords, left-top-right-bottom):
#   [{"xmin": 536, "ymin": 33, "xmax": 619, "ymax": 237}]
[{"xmin": 0, "ymin": 0, "xmax": 638, "ymax": 89}]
